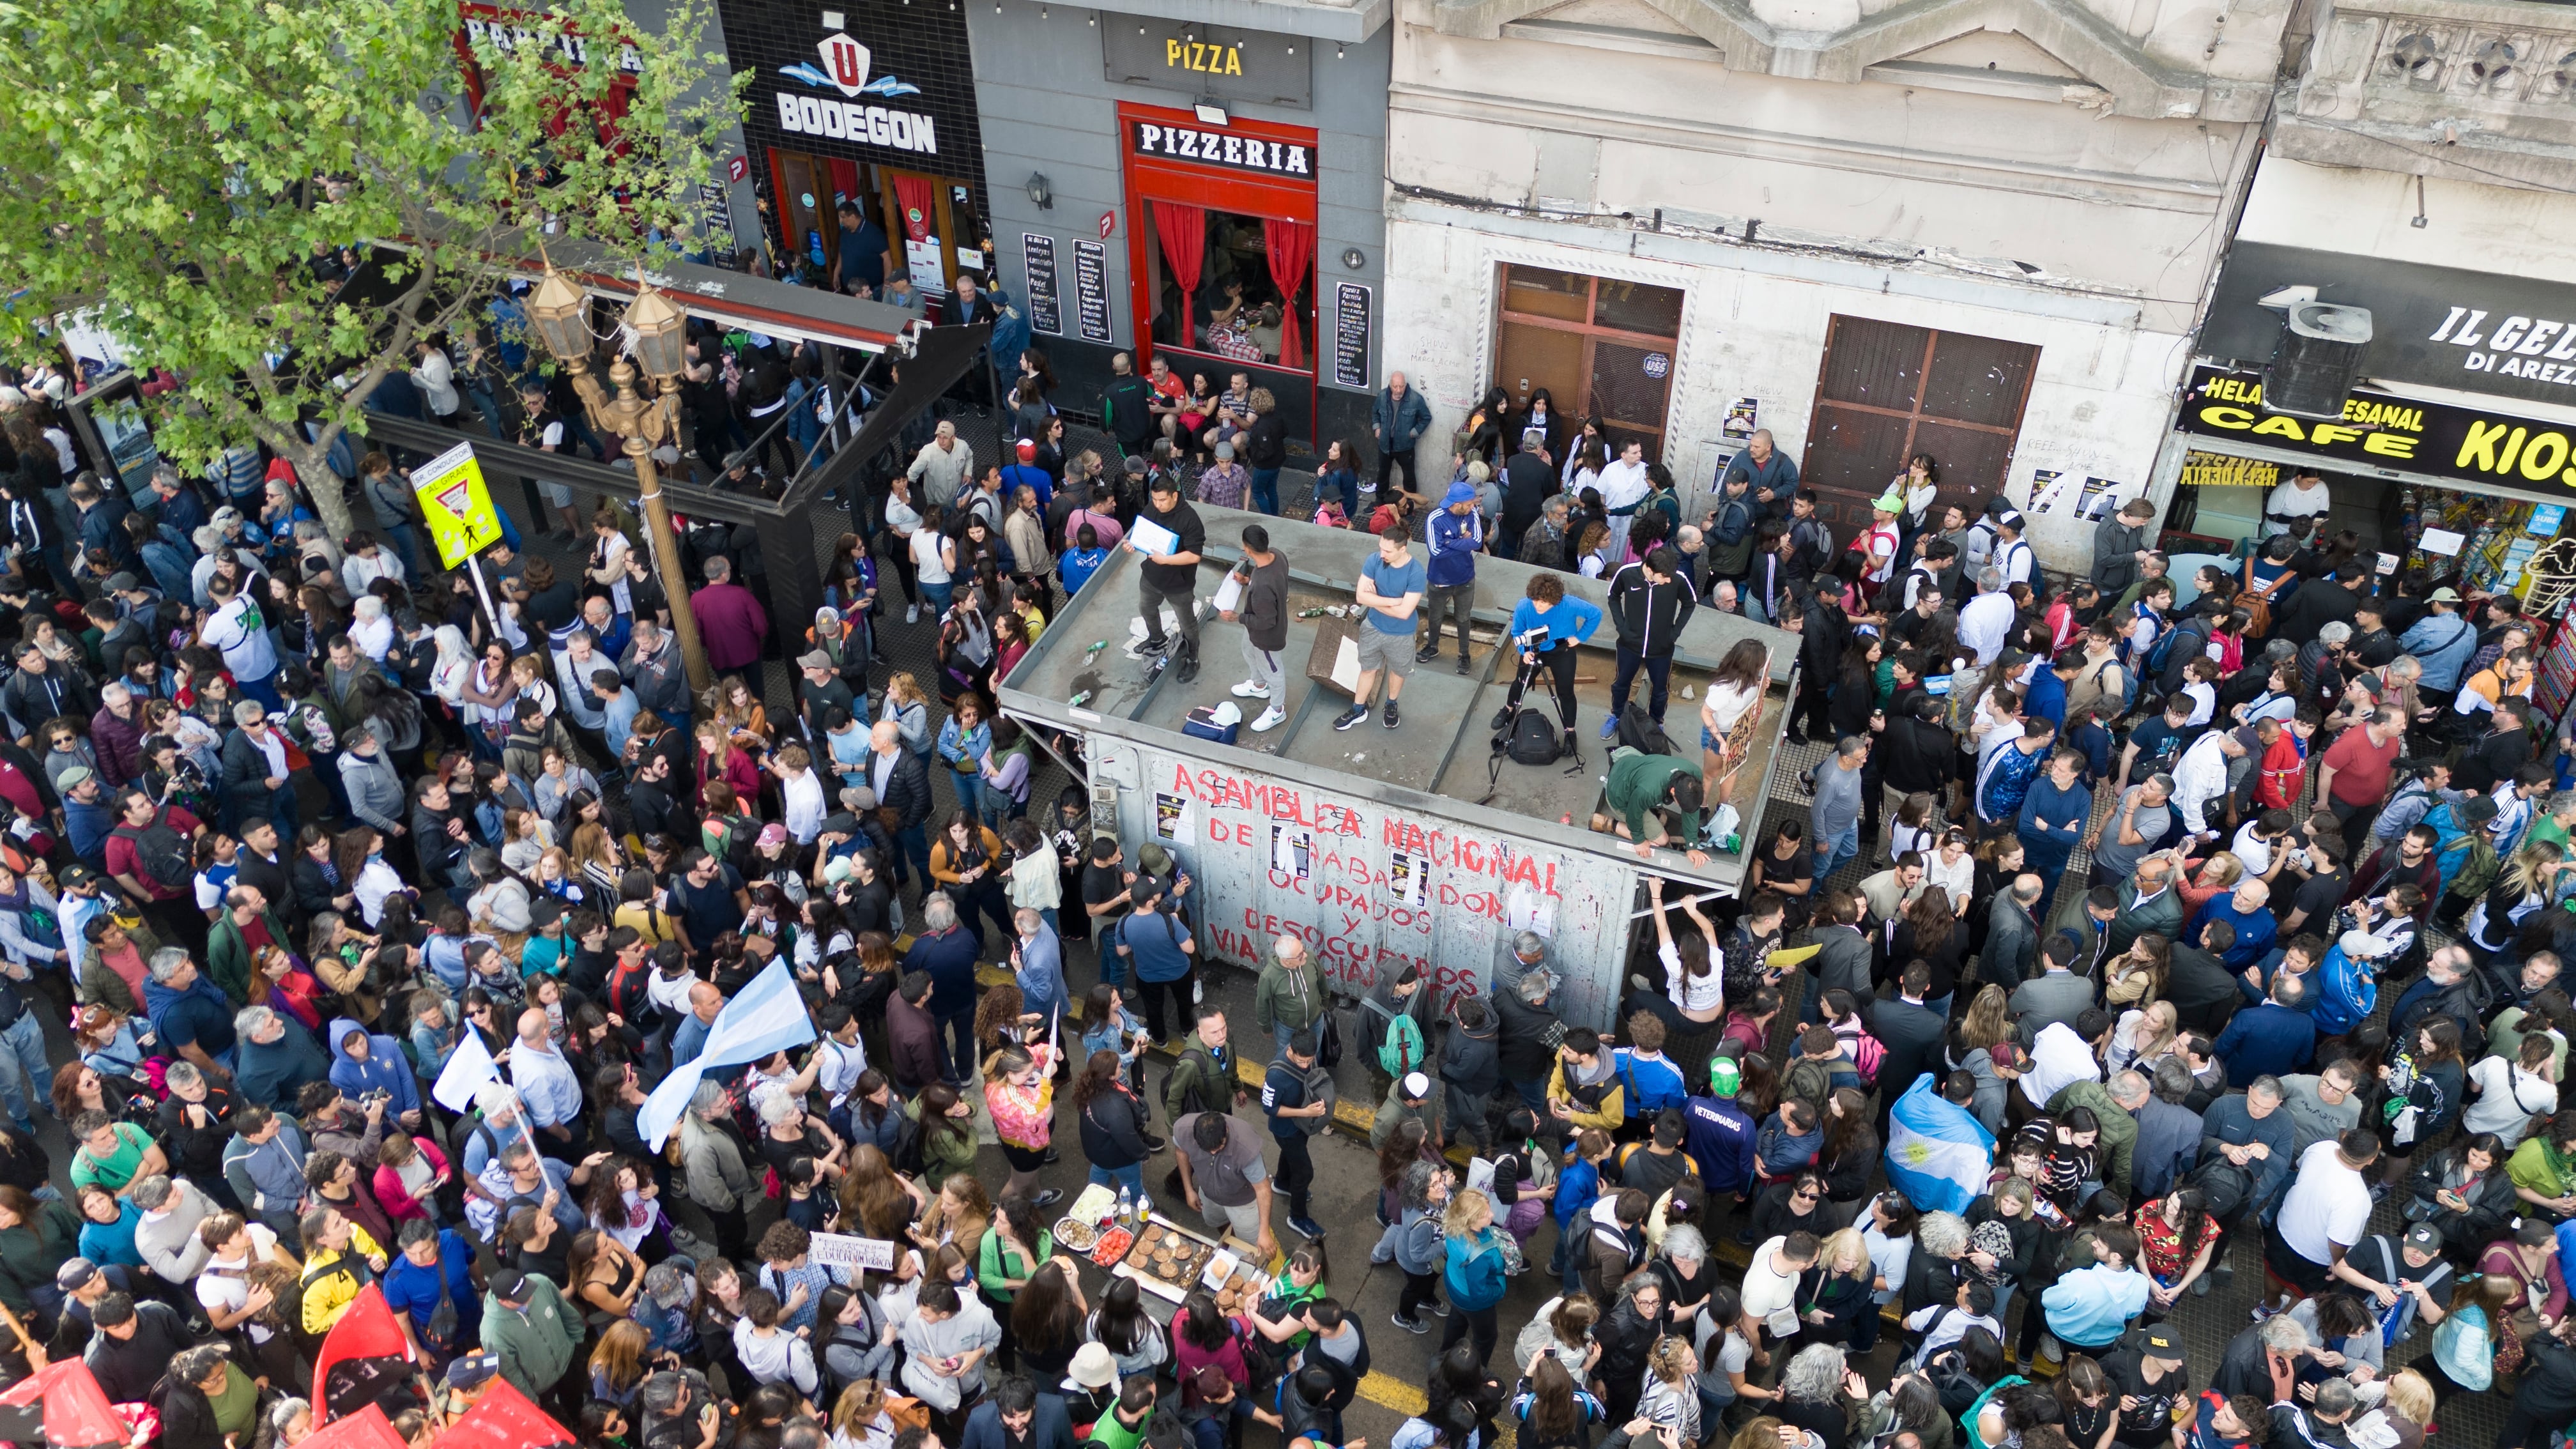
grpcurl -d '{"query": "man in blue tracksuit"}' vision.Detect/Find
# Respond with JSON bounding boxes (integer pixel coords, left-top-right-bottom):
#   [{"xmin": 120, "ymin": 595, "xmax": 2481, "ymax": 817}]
[{"xmin": 1418, "ymin": 480, "xmax": 1484, "ymax": 673}]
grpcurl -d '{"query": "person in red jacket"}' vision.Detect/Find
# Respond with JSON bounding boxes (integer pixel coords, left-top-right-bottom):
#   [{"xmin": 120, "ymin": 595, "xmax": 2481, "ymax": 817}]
[
  {"xmin": 2254, "ymin": 710, "xmax": 2318, "ymax": 811},
  {"xmin": 689, "ymin": 555, "xmax": 770, "ymax": 700}
]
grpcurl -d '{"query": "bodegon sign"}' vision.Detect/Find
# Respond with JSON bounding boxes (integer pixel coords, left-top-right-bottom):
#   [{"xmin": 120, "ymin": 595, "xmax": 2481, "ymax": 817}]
[{"xmin": 2177, "ymin": 364, "xmax": 2576, "ymax": 491}]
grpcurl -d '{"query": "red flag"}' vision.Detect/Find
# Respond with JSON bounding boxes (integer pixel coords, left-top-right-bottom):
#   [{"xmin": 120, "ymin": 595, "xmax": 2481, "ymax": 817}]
[
  {"xmin": 434, "ymin": 1377, "xmax": 575, "ymax": 1449},
  {"xmin": 311, "ymin": 1284, "xmax": 419, "ymax": 1423},
  {"xmin": 302, "ymin": 1404, "xmax": 413, "ymax": 1449},
  {"xmin": 0, "ymin": 1358, "xmax": 134, "ymax": 1449}
]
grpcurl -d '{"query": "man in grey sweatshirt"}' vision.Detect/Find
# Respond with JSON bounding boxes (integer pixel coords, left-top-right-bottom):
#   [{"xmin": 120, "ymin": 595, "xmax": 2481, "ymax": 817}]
[
  {"xmin": 130, "ymin": 1174, "xmax": 215, "ymax": 1285},
  {"xmin": 337, "ymin": 726, "xmax": 406, "ymax": 836},
  {"xmin": 1810, "ymin": 737, "xmax": 1869, "ymax": 883}
]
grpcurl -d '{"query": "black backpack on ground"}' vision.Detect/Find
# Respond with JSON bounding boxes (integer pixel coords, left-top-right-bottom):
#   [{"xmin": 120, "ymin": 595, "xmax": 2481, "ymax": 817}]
[
  {"xmin": 1504, "ymin": 707, "xmax": 1565, "ymax": 765},
  {"xmin": 1614, "ymin": 700, "xmax": 1678, "ymax": 756}
]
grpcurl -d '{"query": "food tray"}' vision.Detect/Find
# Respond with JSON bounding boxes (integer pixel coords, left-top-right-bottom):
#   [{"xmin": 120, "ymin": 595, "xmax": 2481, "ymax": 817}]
[
  {"xmin": 1066, "ymin": 1184, "xmax": 1119, "ymax": 1223},
  {"xmin": 1203, "ymin": 1253, "xmax": 1270, "ymax": 1315},
  {"xmin": 1087, "ymin": 1225, "xmax": 1135, "ymax": 1268},
  {"xmin": 1054, "ymin": 1218, "xmax": 1101, "ymax": 1253},
  {"xmin": 1126, "ymin": 1218, "xmax": 1216, "ymax": 1292}
]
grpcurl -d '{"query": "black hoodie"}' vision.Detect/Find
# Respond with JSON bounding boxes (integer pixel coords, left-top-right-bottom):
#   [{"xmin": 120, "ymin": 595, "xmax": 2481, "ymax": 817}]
[{"xmin": 1607, "ymin": 561, "xmax": 1696, "ymax": 659}]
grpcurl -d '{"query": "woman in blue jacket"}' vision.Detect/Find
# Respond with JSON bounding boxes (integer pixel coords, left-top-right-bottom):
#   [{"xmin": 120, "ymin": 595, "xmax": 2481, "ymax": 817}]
[
  {"xmin": 1493, "ymin": 573, "xmax": 1604, "ymax": 739},
  {"xmin": 1440, "ymin": 1187, "xmax": 1510, "ymax": 1369}
]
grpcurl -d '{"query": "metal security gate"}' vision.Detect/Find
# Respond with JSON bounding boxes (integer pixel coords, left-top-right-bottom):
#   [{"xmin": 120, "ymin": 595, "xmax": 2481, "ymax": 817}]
[{"xmin": 1802, "ymin": 316, "xmax": 2039, "ymax": 532}]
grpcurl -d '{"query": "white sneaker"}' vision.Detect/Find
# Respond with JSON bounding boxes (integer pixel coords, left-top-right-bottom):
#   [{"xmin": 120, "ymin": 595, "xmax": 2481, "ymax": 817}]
[
  {"xmin": 905, "ymin": 604, "xmax": 919, "ymax": 624},
  {"xmin": 1252, "ymin": 706, "xmax": 1285, "ymax": 733},
  {"xmin": 1231, "ymin": 681, "xmax": 1271, "ymax": 699}
]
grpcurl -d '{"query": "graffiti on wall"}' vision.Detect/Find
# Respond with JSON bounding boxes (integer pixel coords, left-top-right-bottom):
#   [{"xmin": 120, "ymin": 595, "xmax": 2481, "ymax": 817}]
[{"xmin": 1114, "ymin": 746, "xmax": 1634, "ymax": 1026}]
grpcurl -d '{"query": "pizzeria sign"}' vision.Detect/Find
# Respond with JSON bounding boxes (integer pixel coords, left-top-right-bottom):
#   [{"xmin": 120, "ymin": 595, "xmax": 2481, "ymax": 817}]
[
  {"xmin": 2177, "ymin": 363, "xmax": 2576, "ymax": 493},
  {"xmin": 1130, "ymin": 120, "xmax": 1314, "ymax": 179}
]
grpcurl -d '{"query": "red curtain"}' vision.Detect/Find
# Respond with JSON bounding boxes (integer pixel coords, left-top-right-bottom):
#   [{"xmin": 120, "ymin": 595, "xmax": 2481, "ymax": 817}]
[
  {"xmin": 1153, "ymin": 202, "xmax": 1206, "ymax": 341},
  {"xmin": 891, "ymin": 174, "xmax": 935, "ymax": 241},
  {"xmin": 1263, "ymin": 218, "xmax": 1315, "ymax": 368}
]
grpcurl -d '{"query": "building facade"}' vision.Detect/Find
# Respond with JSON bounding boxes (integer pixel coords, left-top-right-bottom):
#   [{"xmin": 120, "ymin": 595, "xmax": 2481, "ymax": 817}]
[
  {"xmin": 715, "ymin": 0, "xmax": 992, "ymax": 300},
  {"xmin": 2149, "ymin": 0, "xmax": 2576, "ymax": 624},
  {"xmin": 1383, "ymin": 0, "xmax": 2290, "ymax": 568},
  {"xmin": 966, "ymin": 0, "xmax": 1393, "ymax": 450}
]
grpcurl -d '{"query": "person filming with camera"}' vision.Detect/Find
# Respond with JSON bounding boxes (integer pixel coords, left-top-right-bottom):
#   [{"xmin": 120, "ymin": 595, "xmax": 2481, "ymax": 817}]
[{"xmin": 1491, "ymin": 573, "xmax": 1602, "ymax": 756}]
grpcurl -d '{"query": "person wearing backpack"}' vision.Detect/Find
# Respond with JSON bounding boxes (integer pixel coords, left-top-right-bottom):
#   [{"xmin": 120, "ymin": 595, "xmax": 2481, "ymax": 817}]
[
  {"xmin": 1611, "ymin": 1015, "xmax": 1689, "ymax": 1138},
  {"xmin": 102, "ymin": 785, "xmax": 202, "ymax": 954},
  {"xmin": 1162, "ymin": 1002, "xmax": 1246, "ymax": 1122},
  {"xmin": 1360, "ymin": 964, "xmax": 1433, "ymax": 1101}
]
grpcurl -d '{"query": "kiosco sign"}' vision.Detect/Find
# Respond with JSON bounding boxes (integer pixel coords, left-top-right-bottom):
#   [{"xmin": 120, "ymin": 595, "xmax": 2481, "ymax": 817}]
[{"xmin": 2177, "ymin": 364, "xmax": 2576, "ymax": 493}]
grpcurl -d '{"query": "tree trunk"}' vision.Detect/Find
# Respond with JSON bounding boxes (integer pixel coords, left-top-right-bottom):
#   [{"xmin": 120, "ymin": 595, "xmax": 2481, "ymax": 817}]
[{"xmin": 254, "ymin": 418, "xmax": 358, "ymax": 542}]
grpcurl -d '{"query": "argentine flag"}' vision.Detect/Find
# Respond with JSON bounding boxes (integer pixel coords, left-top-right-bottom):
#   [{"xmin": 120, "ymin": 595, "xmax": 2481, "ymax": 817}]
[
  {"xmin": 1883, "ymin": 1073, "xmax": 1996, "ymax": 1215},
  {"xmin": 638, "ymin": 958, "xmax": 820, "ymax": 1149}
]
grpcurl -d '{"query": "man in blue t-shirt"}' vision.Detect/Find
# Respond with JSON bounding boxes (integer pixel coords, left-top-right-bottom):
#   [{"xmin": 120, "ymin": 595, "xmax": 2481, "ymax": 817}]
[
  {"xmin": 1336, "ymin": 521, "xmax": 1427, "ymax": 733},
  {"xmin": 831, "ymin": 203, "xmax": 891, "ymax": 296},
  {"xmin": 1112, "ymin": 875, "xmax": 1195, "ymax": 1046}
]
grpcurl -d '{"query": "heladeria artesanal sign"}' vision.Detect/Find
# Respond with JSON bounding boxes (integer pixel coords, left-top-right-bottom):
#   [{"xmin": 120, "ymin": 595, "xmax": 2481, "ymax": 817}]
[{"xmin": 2177, "ymin": 364, "xmax": 2576, "ymax": 492}]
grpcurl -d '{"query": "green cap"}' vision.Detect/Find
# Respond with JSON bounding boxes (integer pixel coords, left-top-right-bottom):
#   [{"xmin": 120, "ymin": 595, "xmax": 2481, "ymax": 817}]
[{"xmin": 1708, "ymin": 1057, "xmax": 1742, "ymax": 1098}]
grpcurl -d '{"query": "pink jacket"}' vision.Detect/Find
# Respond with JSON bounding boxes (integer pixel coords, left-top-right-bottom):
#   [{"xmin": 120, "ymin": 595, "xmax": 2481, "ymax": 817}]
[{"xmin": 371, "ymin": 1137, "xmax": 453, "ymax": 1222}]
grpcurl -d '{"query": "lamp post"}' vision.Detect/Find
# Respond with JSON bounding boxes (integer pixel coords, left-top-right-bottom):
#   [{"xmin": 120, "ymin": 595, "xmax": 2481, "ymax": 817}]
[{"xmin": 526, "ymin": 263, "xmax": 712, "ymax": 693}]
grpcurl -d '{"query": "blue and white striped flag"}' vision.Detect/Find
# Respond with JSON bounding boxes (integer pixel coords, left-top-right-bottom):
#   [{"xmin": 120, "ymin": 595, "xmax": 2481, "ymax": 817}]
[
  {"xmin": 638, "ymin": 958, "xmax": 819, "ymax": 1149},
  {"xmin": 1883, "ymin": 1073, "xmax": 1996, "ymax": 1215}
]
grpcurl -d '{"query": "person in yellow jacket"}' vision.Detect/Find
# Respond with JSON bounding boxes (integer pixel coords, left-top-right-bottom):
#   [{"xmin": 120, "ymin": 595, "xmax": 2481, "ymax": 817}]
[
  {"xmin": 299, "ymin": 1203, "xmax": 388, "ymax": 1336},
  {"xmin": 1546, "ymin": 1027, "xmax": 1627, "ymax": 1133}
]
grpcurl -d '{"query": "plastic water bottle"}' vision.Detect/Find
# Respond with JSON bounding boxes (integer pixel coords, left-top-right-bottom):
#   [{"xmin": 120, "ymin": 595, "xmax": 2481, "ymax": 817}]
[{"xmin": 1115, "ymin": 1183, "xmax": 1132, "ymax": 1226}]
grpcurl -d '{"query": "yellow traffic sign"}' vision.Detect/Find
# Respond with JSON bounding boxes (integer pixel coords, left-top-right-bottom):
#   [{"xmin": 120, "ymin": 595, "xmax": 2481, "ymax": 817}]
[{"xmin": 412, "ymin": 440, "xmax": 503, "ymax": 569}]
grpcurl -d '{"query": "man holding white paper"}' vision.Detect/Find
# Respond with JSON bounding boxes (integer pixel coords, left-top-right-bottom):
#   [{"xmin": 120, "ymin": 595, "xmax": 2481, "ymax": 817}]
[
  {"xmin": 1131, "ymin": 472, "xmax": 1208, "ymax": 683},
  {"xmin": 1222, "ymin": 525, "xmax": 1292, "ymax": 733}
]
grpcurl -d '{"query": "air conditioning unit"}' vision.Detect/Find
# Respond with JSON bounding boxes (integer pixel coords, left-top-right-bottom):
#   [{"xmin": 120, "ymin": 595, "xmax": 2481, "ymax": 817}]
[{"xmin": 2264, "ymin": 299, "xmax": 2375, "ymax": 421}]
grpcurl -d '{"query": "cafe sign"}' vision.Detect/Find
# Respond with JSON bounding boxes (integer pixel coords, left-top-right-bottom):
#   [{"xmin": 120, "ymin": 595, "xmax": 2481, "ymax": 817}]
[{"xmin": 2177, "ymin": 363, "xmax": 2576, "ymax": 493}]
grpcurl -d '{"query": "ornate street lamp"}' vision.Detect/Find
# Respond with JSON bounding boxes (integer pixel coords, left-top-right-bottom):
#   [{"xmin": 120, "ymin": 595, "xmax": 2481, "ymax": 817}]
[{"xmin": 526, "ymin": 259, "xmax": 712, "ymax": 692}]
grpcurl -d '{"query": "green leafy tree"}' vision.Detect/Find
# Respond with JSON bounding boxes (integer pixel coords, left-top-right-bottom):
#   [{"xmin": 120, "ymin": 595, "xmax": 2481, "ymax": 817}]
[{"xmin": 0, "ymin": 0, "xmax": 744, "ymax": 536}]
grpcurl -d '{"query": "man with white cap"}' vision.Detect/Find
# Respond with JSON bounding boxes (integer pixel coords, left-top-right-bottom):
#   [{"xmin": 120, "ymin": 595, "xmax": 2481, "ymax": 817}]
[
  {"xmin": 1993, "ymin": 509, "xmax": 2036, "ymax": 589},
  {"xmin": 1370, "ymin": 1070, "xmax": 1442, "ymax": 1153}
]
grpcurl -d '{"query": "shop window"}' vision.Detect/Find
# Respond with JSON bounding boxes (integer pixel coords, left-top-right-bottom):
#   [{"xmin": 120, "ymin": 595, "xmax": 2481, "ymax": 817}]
[
  {"xmin": 1802, "ymin": 316, "xmax": 2038, "ymax": 529},
  {"xmin": 767, "ymin": 147, "xmax": 981, "ymax": 297},
  {"xmin": 1145, "ymin": 201, "xmax": 1315, "ymax": 371},
  {"xmin": 1492, "ymin": 264, "xmax": 1685, "ymax": 461}
]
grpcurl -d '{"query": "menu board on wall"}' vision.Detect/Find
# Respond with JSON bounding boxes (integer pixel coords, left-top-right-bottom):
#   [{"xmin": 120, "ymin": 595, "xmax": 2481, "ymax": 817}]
[
  {"xmin": 1332, "ymin": 281, "xmax": 1373, "ymax": 390},
  {"xmin": 1022, "ymin": 234, "xmax": 1062, "ymax": 337},
  {"xmin": 1072, "ymin": 240, "xmax": 1112, "ymax": 344}
]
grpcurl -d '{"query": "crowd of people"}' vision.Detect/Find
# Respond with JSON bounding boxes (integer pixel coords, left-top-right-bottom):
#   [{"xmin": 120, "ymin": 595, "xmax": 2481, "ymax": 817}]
[{"xmin": 0, "ymin": 329, "xmax": 2567, "ymax": 1449}]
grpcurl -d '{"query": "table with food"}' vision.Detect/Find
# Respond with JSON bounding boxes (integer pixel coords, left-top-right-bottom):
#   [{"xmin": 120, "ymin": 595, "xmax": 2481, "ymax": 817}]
[{"xmin": 1050, "ymin": 1184, "xmax": 1273, "ymax": 1321}]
